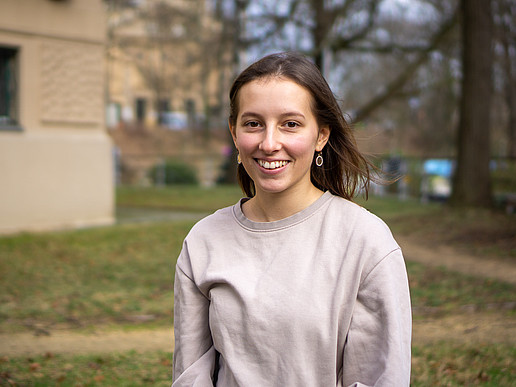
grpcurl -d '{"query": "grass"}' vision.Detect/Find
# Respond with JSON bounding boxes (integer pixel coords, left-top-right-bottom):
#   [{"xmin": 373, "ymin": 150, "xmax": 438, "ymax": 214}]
[
  {"xmin": 118, "ymin": 185, "xmax": 516, "ymax": 259},
  {"xmin": 1, "ymin": 342, "xmax": 514, "ymax": 386},
  {"xmin": 407, "ymin": 261, "xmax": 516, "ymax": 311},
  {"xmin": 356, "ymin": 195, "xmax": 516, "ymax": 260},
  {"xmin": 411, "ymin": 342, "xmax": 516, "ymax": 386},
  {"xmin": 0, "ymin": 221, "xmax": 194, "ymax": 333},
  {"xmin": 116, "ymin": 185, "xmax": 243, "ymax": 213},
  {"xmin": 0, "ymin": 350, "xmax": 173, "ymax": 386}
]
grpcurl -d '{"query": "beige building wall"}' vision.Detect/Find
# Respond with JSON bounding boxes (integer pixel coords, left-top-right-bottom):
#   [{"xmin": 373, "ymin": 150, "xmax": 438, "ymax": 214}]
[{"xmin": 0, "ymin": 0, "xmax": 114, "ymax": 234}]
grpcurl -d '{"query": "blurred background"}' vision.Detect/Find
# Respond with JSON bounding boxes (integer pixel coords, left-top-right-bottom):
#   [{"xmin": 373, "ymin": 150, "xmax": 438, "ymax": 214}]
[
  {"xmin": 1, "ymin": 0, "xmax": 515, "ymax": 234},
  {"xmin": 0, "ymin": 0, "xmax": 515, "ymax": 385}
]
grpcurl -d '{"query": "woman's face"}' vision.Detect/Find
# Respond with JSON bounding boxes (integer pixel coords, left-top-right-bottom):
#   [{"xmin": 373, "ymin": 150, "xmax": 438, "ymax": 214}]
[{"xmin": 230, "ymin": 77, "xmax": 329, "ymax": 197}]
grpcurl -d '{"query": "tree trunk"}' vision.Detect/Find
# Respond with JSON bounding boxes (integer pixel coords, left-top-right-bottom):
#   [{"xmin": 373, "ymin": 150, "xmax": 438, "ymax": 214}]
[
  {"xmin": 506, "ymin": 66, "xmax": 516, "ymax": 159},
  {"xmin": 508, "ymin": 90, "xmax": 516, "ymax": 159},
  {"xmin": 450, "ymin": 0, "xmax": 494, "ymax": 207},
  {"xmin": 498, "ymin": 1, "xmax": 516, "ymax": 159}
]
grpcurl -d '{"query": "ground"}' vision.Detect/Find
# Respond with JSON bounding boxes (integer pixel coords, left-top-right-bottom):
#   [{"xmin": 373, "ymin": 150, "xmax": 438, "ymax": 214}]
[{"xmin": 1, "ymin": 236, "xmax": 515, "ymax": 357}]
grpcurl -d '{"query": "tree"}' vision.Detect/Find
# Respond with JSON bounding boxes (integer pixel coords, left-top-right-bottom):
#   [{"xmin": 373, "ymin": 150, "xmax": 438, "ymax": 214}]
[
  {"xmin": 494, "ymin": 0, "xmax": 516, "ymax": 159},
  {"xmin": 450, "ymin": 0, "xmax": 494, "ymax": 207},
  {"xmin": 348, "ymin": 7, "xmax": 459, "ymax": 123},
  {"xmin": 240, "ymin": 0, "xmax": 460, "ymax": 126}
]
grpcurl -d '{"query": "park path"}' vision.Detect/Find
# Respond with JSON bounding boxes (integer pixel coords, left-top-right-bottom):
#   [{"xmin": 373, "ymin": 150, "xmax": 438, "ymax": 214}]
[
  {"xmin": 2, "ymin": 310, "xmax": 515, "ymax": 357},
  {"xmin": 0, "ymin": 328, "xmax": 174, "ymax": 357},
  {"xmin": 1, "ymin": 236, "xmax": 515, "ymax": 357},
  {"xmin": 397, "ymin": 236, "xmax": 516, "ymax": 285}
]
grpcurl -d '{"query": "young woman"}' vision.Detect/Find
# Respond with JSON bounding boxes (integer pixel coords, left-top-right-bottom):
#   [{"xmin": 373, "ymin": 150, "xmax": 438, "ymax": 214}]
[{"xmin": 172, "ymin": 52, "xmax": 411, "ymax": 386}]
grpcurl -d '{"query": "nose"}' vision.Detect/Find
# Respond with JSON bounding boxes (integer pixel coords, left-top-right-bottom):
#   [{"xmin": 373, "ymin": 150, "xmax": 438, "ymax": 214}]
[{"xmin": 259, "ymin": 126, "xmax": 281, "ymax": 154}]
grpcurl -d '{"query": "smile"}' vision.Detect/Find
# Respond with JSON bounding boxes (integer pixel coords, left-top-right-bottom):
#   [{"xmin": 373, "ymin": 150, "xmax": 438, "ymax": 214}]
[{"xmin": 257, "ymin": 159, "xmax": 289, "ymax": 170}]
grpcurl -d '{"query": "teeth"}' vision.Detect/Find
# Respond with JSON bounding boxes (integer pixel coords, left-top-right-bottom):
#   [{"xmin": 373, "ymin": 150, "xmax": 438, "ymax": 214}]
[{"xmin": 258, "ymin": 160, "xmax": 288, "ymax": 169}]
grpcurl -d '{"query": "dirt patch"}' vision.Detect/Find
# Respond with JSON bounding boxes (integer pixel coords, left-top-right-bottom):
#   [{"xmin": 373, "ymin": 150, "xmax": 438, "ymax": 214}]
[
  {"xmin": 413, "ymin": 311, "xmax": 516, "ymax": 345},
  {"xmin": 398, "ymin": 236, "xmax": 516, "ymax": 285},
  {"xmin": 2, "ymin": 311, "xmax": 515, "ymax": 357},
  {"xmin": 0, "ymin": 329, "xmax": 174, "ymax": 357}
]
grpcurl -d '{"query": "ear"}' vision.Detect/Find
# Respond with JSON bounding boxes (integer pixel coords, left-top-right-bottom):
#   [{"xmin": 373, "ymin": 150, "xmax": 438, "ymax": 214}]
[
  {"xmin": 228, "ymin": 120, "xmax": 238, "ymax": 148},
  {"xmin": 316, "ymin": 125, "xmax": 330, "ymax": 151}
]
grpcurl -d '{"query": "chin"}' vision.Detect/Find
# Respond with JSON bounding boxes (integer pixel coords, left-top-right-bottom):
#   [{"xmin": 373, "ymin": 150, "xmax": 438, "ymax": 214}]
[
  {"xmin": 254, "ymin": 183, "xmax": 287, "ymax": 195},
  {"xmin": 256, "ymin": 181, "xmax": 295, "ymax": 195}
]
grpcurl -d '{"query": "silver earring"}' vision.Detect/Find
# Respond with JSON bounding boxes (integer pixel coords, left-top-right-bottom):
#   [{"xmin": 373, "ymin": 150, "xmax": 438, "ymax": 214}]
[
  {"xmin": 315, "ymin": 152, "xmax": 323, "ymax": 167},
  {"xmin": 237, "ymin": 153, "xmax": 242, "ymax": 164}
]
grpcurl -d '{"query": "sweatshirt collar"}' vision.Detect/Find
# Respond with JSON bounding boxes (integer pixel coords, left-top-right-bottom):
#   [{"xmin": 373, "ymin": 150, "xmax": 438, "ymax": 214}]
[{"xmin": 233, "ymin": 191, "xmax": 333, "ymax": 232}]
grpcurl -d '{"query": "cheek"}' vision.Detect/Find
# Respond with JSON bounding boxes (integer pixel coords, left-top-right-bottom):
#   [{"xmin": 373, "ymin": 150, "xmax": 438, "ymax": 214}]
[
  {"xmin": 287, "ymin": 135, "xmax": 319, "ymax": 158},
  {"xmin": 234, "ymin": 134, "xmax": 257, "ymax": 157}
]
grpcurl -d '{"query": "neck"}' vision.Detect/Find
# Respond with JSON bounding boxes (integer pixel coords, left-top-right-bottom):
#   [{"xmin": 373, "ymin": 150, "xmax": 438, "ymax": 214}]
[{"xmin": 243, "ymin": 184, "xmax": 324, "ymax": 222}]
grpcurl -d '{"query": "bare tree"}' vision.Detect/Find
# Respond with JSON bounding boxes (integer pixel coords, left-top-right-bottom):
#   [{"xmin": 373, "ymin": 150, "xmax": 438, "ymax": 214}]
[
  {"xmin": 350, "ymin": 7, "xmax": 459, "ymax": 123},
  {"xmin": 450, "ymin": 0, "xmax": 494, "ymax": 207},
  {"xmin": 240, "ymin": 0, "xmax": 460, "ymax": 125}
]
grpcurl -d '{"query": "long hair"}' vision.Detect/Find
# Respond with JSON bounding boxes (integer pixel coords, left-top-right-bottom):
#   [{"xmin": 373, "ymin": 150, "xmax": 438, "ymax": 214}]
[{"xmin": 229, "ymin": 52, "xmax": 373, "ymax": 200}]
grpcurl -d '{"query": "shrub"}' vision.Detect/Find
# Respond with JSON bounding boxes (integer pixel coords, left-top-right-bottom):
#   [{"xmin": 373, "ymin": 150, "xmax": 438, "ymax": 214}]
[{"xmin": 149, "ymin": 160, "xmax": 198, "ymax": 185}]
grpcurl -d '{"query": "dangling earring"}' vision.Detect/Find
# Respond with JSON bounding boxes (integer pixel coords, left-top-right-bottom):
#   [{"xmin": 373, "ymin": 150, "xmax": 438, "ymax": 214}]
[
  {"xmin": 237, "ymin": 153, "xmax": 242, "ymax": 164},
  {"xmin": 315, "ymin": 152, "xmax": 323, "ymax": 167}
]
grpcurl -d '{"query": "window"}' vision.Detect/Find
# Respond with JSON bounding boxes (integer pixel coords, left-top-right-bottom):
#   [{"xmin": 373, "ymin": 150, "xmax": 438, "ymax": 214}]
[
  {"xmin": 157, "ymin": 98, "xmax": 170, "ymax": 124},
  {"xmin": 135, "ymin": 97, "xmax": 146, "ymax": 122},
  {"xmin": 185, "ymin": 98, "xmax": 195, "ymax": 128},
  {"xmin": 0, "ymin": 47, "xmax": 20, "ymax": 129}
]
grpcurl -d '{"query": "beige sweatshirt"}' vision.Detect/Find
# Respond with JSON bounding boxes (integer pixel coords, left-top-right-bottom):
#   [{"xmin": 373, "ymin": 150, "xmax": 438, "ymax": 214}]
[{"xmin": 173, "ymin": 191, "xmax": 411, "ymax": 386}]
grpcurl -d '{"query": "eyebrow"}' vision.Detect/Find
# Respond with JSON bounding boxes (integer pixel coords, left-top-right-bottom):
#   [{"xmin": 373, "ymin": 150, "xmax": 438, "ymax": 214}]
[{"xmin": 240, "ymin": 111, "xmax": 306, "ymax": 120}]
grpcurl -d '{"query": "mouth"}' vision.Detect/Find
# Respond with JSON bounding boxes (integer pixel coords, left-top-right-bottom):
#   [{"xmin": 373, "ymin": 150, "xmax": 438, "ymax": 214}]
[{"xmin": 256, "ymin": 159, "xmax": 289, "ymax": 170}]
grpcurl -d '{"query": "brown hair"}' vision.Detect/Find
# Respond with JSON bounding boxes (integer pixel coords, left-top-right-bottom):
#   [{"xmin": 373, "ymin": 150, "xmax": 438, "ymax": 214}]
[{"xmin": 229, "ymin": 51, "xmax": 373, "ymax": 200}]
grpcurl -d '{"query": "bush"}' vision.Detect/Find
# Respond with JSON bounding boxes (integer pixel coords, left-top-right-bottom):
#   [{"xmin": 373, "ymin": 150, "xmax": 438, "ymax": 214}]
[{"xmin": 149, "ymin": 160, "xmax": 198, "ymax": 185}]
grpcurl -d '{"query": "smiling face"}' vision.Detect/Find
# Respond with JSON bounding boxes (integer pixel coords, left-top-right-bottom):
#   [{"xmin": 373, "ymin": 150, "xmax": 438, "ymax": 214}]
[{"xmin": 230, "ymin": 77, "xmax": 329, "ymax": 198}]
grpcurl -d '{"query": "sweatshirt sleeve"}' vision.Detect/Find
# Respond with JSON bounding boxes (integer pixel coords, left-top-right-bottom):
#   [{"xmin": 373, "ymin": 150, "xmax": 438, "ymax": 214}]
[
  {"xmin": 172, "ymin": 246, "xmax": 216, "ymax": 386},
  {"xmin": 341, "ymin": 248, "xmax": 412, "ymax": 387}
]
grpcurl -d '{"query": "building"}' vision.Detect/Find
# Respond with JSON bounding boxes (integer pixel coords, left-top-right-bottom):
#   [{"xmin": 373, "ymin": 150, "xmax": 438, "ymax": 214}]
[
  {"xmin": 106, "ymin": 0, "xmax": 232, "ymax": 129},
  {"xmin": 0, "ymin": 0, "xmax": 114, "ymax": 234},
  {"xmin": 106, "ymin": 0, "xmax": 234, "ymax": 186}
]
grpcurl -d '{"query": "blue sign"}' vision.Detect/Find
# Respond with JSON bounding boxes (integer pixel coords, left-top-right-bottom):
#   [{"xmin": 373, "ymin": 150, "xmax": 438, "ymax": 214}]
[{"xmin": 423, "ymin": 159, "xmax": 454, "ymax": 178}]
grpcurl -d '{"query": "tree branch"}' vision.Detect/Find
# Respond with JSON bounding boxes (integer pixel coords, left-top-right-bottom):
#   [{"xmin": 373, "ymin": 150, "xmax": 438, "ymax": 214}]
[
  {"xmin": 353, "ymin": 7, "xmax": 459, "ymax": 123},
  {"xmin": 328, "ymin": 0, "xmax": 380, "ymax": 51}
]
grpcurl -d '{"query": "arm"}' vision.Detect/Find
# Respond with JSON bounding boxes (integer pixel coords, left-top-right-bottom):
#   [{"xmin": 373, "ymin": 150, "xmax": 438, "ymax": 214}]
[
  {"xmin": 172, "ymin": 248, "xmax": 216, "ymax": 386},
  {"xmin": 342, "ymin": 249, "xmax": 412, "ymax": 387}
]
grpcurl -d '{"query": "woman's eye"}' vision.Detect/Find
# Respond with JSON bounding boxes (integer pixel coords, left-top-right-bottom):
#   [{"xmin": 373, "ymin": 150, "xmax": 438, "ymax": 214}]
[
  {"xmin": 245, "ymin": 121, "xmax": 260, "ymax": 128},
  {"xmin": 285, "ymin": 121, "xmax": 299, "ymax": 128}
]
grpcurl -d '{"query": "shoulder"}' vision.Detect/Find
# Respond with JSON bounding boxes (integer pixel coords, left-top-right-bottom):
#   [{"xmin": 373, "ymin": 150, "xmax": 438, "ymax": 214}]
[
  {"xmin": 177, "ymin": 203, "xmax": 235, "ymax": 266},
  {"xmin": 325, "ymin": 194, "xmax": 401, "ymax": 274},
  {"xmin": 185, "ymin": 199, "xmax": 247, "ymax": 247},
  {"xmin": 327, "ymin": 195, "xmax": 396, "ymax": 240},
  {"xmin": 177, "ymin": 201, "xmax": 242, "ymax": 281}
]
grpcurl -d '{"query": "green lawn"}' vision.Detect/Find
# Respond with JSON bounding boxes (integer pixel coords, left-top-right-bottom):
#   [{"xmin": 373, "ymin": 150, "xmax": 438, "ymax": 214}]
[
  {"xmin": 0, "ymin": 221, "xmax": 194, "ymax": 332},
  {"xmin": 116, "ymin": 185, "xmax": 243, "ymax": 213},
  {"xmin": 411, "ymin": 342, "xmax": 516, "ymax": 386},
  {"xmin": 357, "ymin": 195, "xmax": 516, "ymax": 260},
  {"xmin": 0, "ymin": 350, "xmax": 173, "ymax": 386}
]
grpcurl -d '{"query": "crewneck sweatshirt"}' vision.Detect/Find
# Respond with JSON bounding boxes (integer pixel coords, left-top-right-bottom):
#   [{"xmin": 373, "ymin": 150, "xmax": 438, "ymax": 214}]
[{"xmin": 173, "ymin": 191, "xmax": 411, "ymax": 386}]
